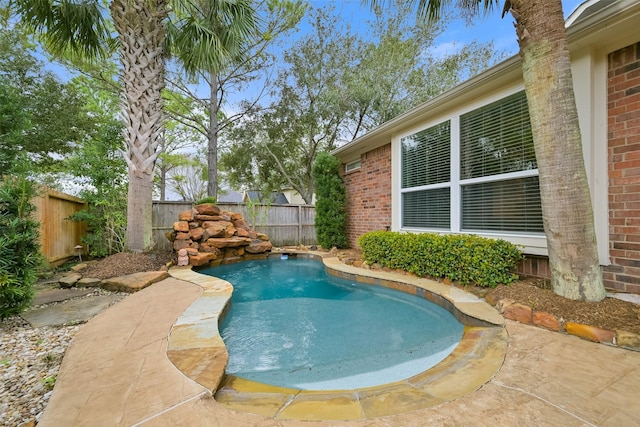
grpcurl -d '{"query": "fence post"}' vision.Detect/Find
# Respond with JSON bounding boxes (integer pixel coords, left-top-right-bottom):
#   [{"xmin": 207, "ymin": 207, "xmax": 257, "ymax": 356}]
[{"xmin": 298, "ymin": 205, "xmax": 302, "ymax": 246}]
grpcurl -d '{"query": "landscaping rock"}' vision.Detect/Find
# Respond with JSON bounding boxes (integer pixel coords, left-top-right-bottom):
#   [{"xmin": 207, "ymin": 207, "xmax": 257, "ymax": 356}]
[
  {"xmin": 178, "ymin": 210, "xmax": 194, "ymax": 221},
  {"xmin": 102, "ymin": 271, "xmax": 169, "ymax": 293},
  {"xmin": 22, "ymin": 295, "xmax": 124, "ymax": 327},
  {"xmin": 189, "ymin": 227, "xmax": 204, "ymax": 241},
  {"xmin": 246, "ymin": 239, "xmax": 273, "ymax": 254},
  {"xmin": 207, "ymin": 237, "xmax": 252, "ymax": 248},
  {"xmin": 195, "ymin": 203, "xmax": 221, "ymax": 215},
  {"xmin": 484, "ymin": 293, "xmax": 499, "ymax": 306},
  {"xmin": 202, "ymin": 223, "xmax": 227, "ymax": 239},
  {"xmin": 173, "ymin": 240, "xmax": 191, "ymax": 251},
  {"xmin": 188, "ymin": 252, "xmax": 218, "ymax": 267},
  {"xmin": 532, "ymin": 311, "xmax": 561, "ymax": 332},
  {"xmin": 565, "ymin": 322, "xmax": 616, "ymax": 344},
  {"xmin": 76, "ymin": 278, "xmax": 102, "ymax": 288},
  {"xmin": 32, "ymin": 288, "xmax": 95, "ymax": 306},
  {"xmin": 70, "ymin": 263, "xmax": 88, "ymax": 272},
  {"xmin": 195, "ymin": 214, "xmax": 222, "ymax": 221},
  {"xmin": 173, "ymin": 221, "xmax": 189, "ymax": 232},
  {"xmin": 58, "ymin": 273, "xmax": 82, "ymax": 289},
  {"xmin": 502, "ymin": 302, "xmax": 533, "ymax": 324},
  {"xmin": 199, "ymin": 244, "xmax": 222, "ymax": 255},
  {"xmin": 616, "ymin": 330, "xmax": 640, "ymax": 350},
  {"xmin": 166, "ymin": 203, "xmax": 272, "ymax": 266},
  {"xmin": 232, "ymin": 218, "xmax": 250, "ymax": 231}
]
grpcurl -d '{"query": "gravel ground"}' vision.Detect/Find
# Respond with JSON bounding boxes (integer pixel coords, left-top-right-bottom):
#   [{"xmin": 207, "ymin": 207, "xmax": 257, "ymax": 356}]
[
  {"xmin": 0, "ymin": 290, "xmax": 127, "ymax": 427},
  {"xmin": 0, "ymin": 253, "xmax": 169, "ymax": 426}
]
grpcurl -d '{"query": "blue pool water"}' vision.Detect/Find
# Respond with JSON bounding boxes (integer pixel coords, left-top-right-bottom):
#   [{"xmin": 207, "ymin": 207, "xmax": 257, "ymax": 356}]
[{"xmin": 199, "ymin": 257, "xmax": 464, "ymax": 390}]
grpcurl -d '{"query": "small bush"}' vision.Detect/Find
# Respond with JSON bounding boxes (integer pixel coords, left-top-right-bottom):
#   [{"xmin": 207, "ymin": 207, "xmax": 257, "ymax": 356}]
[
  {"xmin": 195, "ymin": 196, "xmax": 217, "ymax": 205},
  {"xmin": 358, "ymin": 231, "xmax": 523, "ymax": 287},
  {"xmin": 0, "ymin": 175, "xmax": 43, "ymax": 319}
]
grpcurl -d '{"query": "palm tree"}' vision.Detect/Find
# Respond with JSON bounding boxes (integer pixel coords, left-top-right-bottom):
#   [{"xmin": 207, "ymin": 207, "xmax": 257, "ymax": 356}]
[
  {"xmin": 374, "ymin": 0, "xmax": 605, "ymax": 301},
  {"xmin": 13, "ymin": 0, "xmax": 258, "ymax": 252}
]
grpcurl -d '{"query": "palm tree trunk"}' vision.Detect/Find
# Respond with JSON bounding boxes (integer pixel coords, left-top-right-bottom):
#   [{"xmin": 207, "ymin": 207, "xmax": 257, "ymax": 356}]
[
  {"xmin": 110, "ymin": 0, "xmax": 167, "ymax": 252},
  {"xmin": 207, "ymin": 71, "xmax": 219, "ymax": 199},
  {"xmin": 509, "ymin": 0, "xmax": 605, "ymax": 301}
]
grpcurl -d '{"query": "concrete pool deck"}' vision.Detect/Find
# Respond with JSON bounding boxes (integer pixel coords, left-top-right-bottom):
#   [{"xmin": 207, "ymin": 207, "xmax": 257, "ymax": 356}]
[{"xmin": 39, "ymin": 258, "xmax": 640, "ymax": 426}]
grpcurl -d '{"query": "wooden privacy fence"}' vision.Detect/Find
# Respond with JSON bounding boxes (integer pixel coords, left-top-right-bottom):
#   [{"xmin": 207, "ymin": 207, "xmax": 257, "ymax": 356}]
[
  {"xmin": 152, "ymin": 201, "xmax": 317, "ymax": 252},
  {"xmin": 32, "ymin": 187, "xmax": 87, "ymax": 265}
]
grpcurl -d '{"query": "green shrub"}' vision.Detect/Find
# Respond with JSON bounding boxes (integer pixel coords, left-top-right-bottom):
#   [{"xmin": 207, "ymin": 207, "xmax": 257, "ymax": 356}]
[
  {"xmin": 65, "ymin": 119, "xmax": 127, "ymax": 257},
  {"xmin": 195, "ymin": 196, "xmax": 217, "ymax": 205},
  {"xmin": 69, "ymin": 195, "xmax": 126, "ymax": 257},
  {"xmin": 0, "ymin": 175, "xmax": 43, "ymax": 319},
  {"xmin": 312, "ymin": 153, "xmax": 348, "ymax": 249},
  {"xmin": 358, "ymin": 231, "xmax": 523, "ymax": 287}
]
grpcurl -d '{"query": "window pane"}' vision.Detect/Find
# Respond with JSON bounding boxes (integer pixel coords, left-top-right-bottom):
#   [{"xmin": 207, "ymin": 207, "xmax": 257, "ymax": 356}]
[
  {"xmin": 461, "ymin": 176, "xmax": 543, "ymax": 233},
  {"xmin": 401, "ymin": 121, "xmax": 450, "ymax": 188},
  {"xmin": 402, "ymin": 188, "xmax": 450, "ymax": 229},
  {"xmin": 460, "ymin": 91, "xmax": 536, "ymax": 180}
]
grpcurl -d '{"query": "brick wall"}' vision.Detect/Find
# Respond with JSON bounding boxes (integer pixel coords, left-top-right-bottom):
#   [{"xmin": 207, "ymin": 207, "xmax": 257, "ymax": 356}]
[
  {"xmin": 340, "ymin": 144, "xmax": 392, "ymax": 247},
  {"xmin": 516, "ymin": 256, "xmax": 550, "ymax": 282},
  {"xmin": 605, "ymin": 41, "xmax": 640, "ymax": 293}
]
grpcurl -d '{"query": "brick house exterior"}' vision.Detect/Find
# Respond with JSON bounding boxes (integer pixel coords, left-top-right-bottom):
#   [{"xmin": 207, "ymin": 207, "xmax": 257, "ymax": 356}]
[
  {"xmin": 605, "ymin": 41, "xmax": 640, "ymax": 293},
  {"xmin": 333, "ymin": 1, "xmax": 640, "ymax": 294},
  {"xmin": 341, "ymin": 144, "xmax": 392, "ymax": 247}
]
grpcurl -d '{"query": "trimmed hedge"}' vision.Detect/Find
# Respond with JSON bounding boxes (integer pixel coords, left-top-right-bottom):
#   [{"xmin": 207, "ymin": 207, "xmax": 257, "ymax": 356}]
[{"xmin": 358, "ymin": 231, "xmax": 523, "ymax": 287}]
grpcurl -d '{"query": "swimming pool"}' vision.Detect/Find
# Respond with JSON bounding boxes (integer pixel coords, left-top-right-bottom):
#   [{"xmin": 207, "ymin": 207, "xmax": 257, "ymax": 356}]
[{"xmin": 199, "ymin": 256, "xmax": 464, "ymax": 390}]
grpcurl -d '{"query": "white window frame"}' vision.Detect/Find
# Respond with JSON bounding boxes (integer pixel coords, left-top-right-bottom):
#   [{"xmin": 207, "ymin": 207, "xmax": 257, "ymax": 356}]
[
  {"xmin": 345, "ymin": 159, "xmax": 361, "ymax": 173},
  {"xmin": 393, "ymin": 86, "xmax": 548, "ymax": 255}
]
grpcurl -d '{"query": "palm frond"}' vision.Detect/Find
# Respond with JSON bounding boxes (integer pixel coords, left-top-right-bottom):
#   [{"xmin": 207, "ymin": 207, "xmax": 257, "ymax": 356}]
[
  {"xmin": 368, "ymin": 0, "xmax": 501, "ymax": 21},
  {"xmin": 168, "ymin": 0, "xmax": 261, "ymax": 76},
  {"xmin": 13, "ymin": 0, "xmax": 113, "ymax": 59}
]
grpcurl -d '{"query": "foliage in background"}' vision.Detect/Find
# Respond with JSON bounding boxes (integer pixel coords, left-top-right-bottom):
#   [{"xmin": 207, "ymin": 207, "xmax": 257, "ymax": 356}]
[
  {"xmin": 166, "ymin": 155, "xmax": 208, "ymax": 202},
  {"xmin": 312, "ymin": 153, "xmax": 347, "ymax": 249},
  {"xmin": 0, "ymin": 19, "xmax": 92, "ymax": 173},
  {"xmin": 222, "ymin": 5, "xmax": 501, "ymax": 202},
  {"xmin": 245, "ymin": 197, "xmax": 270, "ymax": 230},
  {"xmin": 165, "ymin": 0, "xmax": 305, "ymax": 200},
  {"xmin": 65, "ymin": 80, "xmax": 128, "ymax": 257},
  {"xmin": 0, "ymin": 167, "xmax": 42, "ymax": 319},
  {"xmin": 154, "ymin": 118, "xmax": 207, "ymax": 200},
  {"xmin": 359, "ymin": 231, "xmax": 523, "ymax": 287}
]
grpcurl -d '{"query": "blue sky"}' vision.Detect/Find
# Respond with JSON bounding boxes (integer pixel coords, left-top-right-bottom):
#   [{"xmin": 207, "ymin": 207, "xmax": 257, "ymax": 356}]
[{"xmin": 306, "ymin": 0, "xmax": 587, "ymax": 57}]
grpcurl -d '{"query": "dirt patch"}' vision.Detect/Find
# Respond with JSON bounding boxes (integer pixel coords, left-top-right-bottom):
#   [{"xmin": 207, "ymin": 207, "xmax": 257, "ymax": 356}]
[
  {"xmin": 78, "ymin": 252, "xmax": 173, "ymax": 280},
  {"xmin": 478, "ymin": 280, "xmax": 640, "ymax": 335}
]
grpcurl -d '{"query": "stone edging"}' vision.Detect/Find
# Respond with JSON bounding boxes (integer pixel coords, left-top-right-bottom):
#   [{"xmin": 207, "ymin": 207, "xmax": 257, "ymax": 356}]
[
  {"xmin": 166, "ymin": 266, "xmax": 233, "ymax": 391},
  {"xmin": 487, "ymin": 296, "xmax": 640, "ymax": 351}
]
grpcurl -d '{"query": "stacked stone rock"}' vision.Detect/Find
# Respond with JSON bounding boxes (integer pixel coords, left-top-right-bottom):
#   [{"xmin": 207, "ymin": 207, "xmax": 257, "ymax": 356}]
[{"xmin": 167, "ymin": 203, "xmax": 273, "ymax": 266}]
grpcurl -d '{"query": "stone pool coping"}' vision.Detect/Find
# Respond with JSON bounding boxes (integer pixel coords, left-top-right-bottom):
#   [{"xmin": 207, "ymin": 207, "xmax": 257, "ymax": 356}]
[{"xmin": 166, "ymin": 252, "xmax": 507, "ymax": 420}]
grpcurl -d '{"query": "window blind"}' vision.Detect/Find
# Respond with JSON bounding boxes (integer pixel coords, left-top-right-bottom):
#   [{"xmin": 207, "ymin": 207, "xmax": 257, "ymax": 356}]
[
  {"xmin": 460, "ymin": 91, "xmax": 536, "ymax": 180},
  {"xmin": 401, "ymin": 121, "xmax": 450, "ymax": 189},
  {"xmin": 461, "ymin": 176, "xmax": 544, "ymax": 233},
  {"xmin": 402, "ymin": 188, "xmax": 450, "ymax": 229}
]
